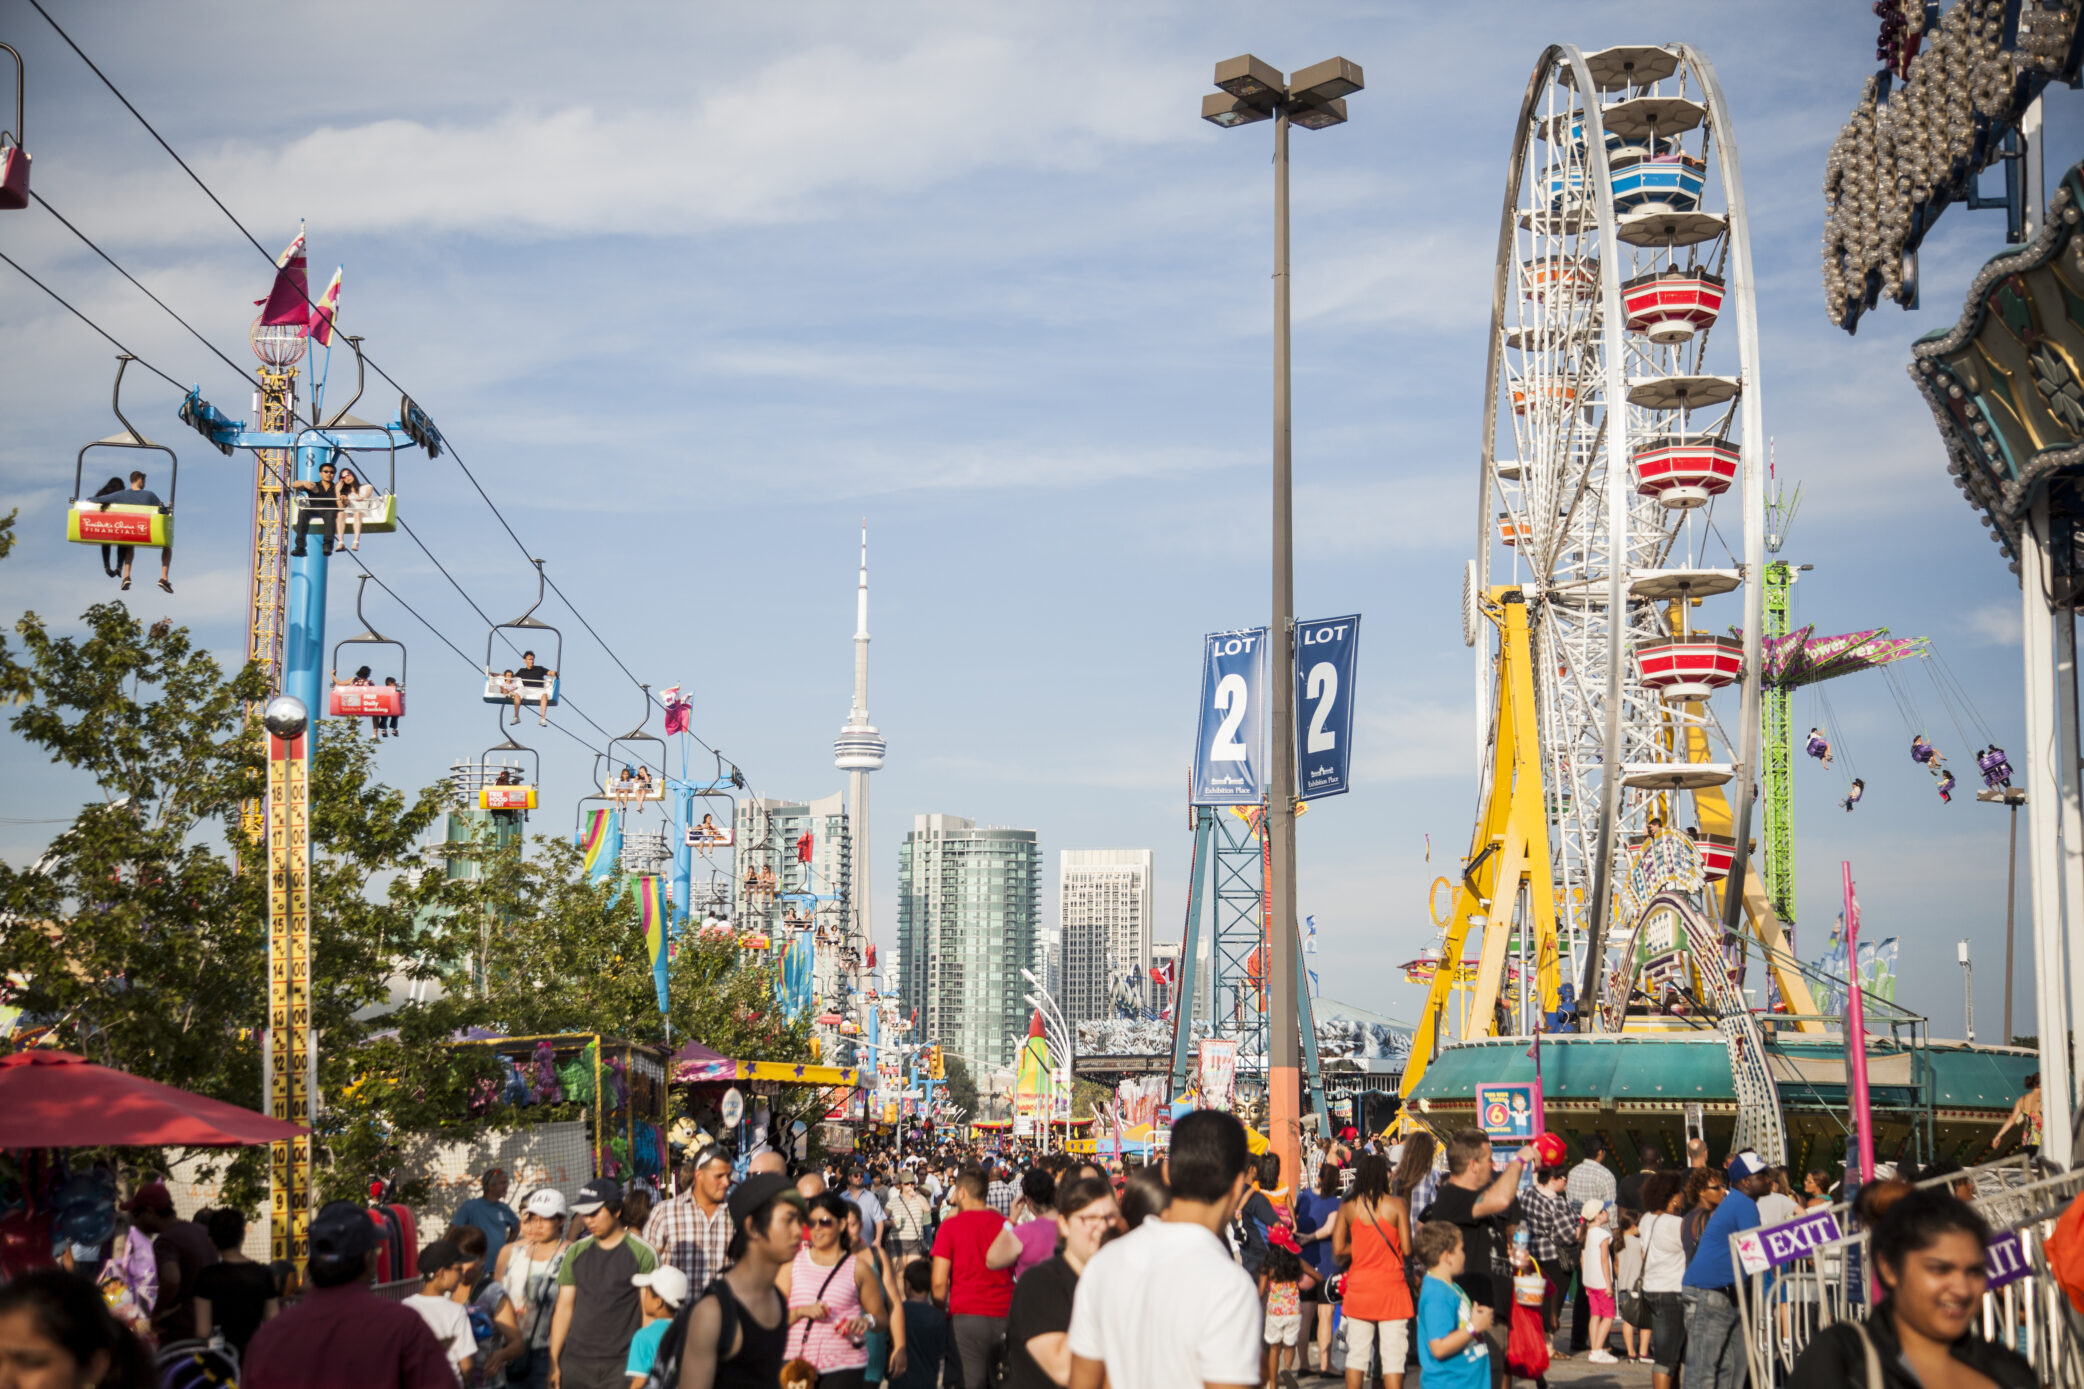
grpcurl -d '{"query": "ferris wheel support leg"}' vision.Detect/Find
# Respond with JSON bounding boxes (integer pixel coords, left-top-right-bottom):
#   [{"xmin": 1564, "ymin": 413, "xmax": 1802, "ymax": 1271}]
[
  {"xmin": 2022, "ymin": 496, "xmax": 2075, "ymax": 1167},
  {"xmin": 283, "ymin": 437, "xmax": 332, "ymax": 752}
]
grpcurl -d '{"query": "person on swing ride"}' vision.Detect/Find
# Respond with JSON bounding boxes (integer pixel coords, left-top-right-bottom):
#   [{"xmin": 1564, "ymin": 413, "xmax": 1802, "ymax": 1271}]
[
  {"xmin": 336, "ymin": 465, "xmax": 371, "ymax": 552},
  {"xmin": 1841, "ymin": 779, "xmax": 1865, "ymax": 813},
  {"xmin": 1936, "ymin": 768, "xmax": 1958, "ymax": 804},
  {"xmin": 513, "ymin": 650, "xmax": 556, "ymax": 726},
  {"xmin": 288, "ymin": 459, "xmax": 339, "ymax": 558},
  {"xmin": 1979, "ymin": 745, "xmax": 2014, "ymax": 789},
  {"xmin": 1910, "ymin": 734, "xmax": 1944, "ymax": 767},
  {"xmin": 1806, "ymin": 727, "xmax": 1833, "ymax": 767}
]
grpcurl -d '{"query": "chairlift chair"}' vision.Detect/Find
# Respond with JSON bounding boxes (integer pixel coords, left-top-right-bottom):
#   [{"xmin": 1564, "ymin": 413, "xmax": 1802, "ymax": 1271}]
[
  {"xmin": 483, "ymin": 559, "xmax": 562, "ymax": 709},
  {"xmin": 0, "ymin": 44, "xmax": 28, "ymax": 210},
  {"xmin": 67, "ymin": 356, "xmax": 176, "ymax": 550},
  {"xmin": 477, "ymin": 721, "xmax": 539, "ymax": 812},
  {"xmin": 328, "ymin": 574, "xmax": 406, "ymax": 718},
  {"xmin": 606, "ymin": 683, "xmax": 668, "ymax": 810},
  {"xmin": 292, "ymin": 338, "xmax": 398, "ymax": 534}
]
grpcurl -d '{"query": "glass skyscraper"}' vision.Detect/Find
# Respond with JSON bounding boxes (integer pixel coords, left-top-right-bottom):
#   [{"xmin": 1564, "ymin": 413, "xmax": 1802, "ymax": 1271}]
[{"xmin": 897, "ymin": 814, "xmax": 1041, "ymax": 1074}]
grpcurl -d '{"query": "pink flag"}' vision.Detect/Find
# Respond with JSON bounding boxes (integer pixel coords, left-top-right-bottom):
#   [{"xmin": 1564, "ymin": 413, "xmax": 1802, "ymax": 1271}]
[
  {"xmin": 308, "ymin": 267, "xmax": 342, "ymax": 346},
  {"xmin": 258, "ymin": 223, "xmax": 310, "ymax": 328},
  {"xmin": 664, "ymin": 695, "xmax": 691, "ymax": 737}
]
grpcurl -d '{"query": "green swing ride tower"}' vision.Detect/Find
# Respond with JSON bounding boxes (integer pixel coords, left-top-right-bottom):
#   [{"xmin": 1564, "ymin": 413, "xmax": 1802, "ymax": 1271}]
[{"xmin": 1758, "ymin": 463, "xmax": 1926, "ymax": 936}]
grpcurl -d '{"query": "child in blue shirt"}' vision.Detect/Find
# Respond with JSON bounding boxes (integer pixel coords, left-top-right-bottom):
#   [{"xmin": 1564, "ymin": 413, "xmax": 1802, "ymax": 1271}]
[{"xmin": 1416, "ymin": 1221, "xmax": 1492, "ymax": 1389}]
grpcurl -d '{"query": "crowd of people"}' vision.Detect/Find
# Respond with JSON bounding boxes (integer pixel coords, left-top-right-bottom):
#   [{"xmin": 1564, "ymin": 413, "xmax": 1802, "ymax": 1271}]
[{"xmin": 0, "ymin": 1123, "xmax": 2043, "ymax": 1389}]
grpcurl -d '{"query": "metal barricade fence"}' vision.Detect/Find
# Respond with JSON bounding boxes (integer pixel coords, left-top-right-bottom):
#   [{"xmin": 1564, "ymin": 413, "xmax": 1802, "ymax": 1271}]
[
  {"xmin": 1733, "ymin": 1157, "xmax": 2084, "ymax": 1387},
  {"xmin": 374, "ymin": 1276, "xmax": 420, "ymax": 1302}
]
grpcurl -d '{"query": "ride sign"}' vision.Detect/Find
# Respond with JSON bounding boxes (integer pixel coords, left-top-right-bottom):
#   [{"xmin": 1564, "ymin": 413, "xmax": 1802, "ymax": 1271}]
[
  {"xmin": 1295, "ymin": 615, "xmax": 1360, "ymax": 799},
  {"xmin": 1732, "ymin": 1208, "xmax": 1843, "ymax": 1276},
  {"xmin": 1475, "ymin": 1082, "xmax": 1539, "ymax": 1144},
  {"xmin": 1192, "ymin": 627, "xmax": 1268, "ymax": 805}
]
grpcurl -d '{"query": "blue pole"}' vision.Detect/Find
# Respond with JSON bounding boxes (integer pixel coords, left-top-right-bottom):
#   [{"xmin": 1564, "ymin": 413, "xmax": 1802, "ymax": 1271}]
[
  {"xmin": 284, "ymin": 438, "xmax": 330, "ymax": 739},
  {"xmin": 671, "ymin": 779, "xmax": 694, "ymax": 928}
]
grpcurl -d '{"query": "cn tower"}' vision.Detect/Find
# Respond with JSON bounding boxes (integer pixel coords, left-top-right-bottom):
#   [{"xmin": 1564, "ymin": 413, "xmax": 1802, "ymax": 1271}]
[{"xmin": 833, "ymin": 524, "xmax": 887, "ymax": 1006}]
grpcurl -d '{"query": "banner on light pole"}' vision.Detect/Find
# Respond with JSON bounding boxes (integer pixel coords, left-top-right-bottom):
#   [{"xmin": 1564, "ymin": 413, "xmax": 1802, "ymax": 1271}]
[
  {"xmin": 1192, "ymin": 628, "xmax": 1269, "ymax": 805},
  {"xmin": 1295, "ymin": 615, "xmax": 1360, "ymax": 799}
]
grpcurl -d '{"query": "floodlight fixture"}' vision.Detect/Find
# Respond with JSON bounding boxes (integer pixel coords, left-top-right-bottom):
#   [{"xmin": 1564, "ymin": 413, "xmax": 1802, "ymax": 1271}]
[
  {"xmin": 1291, "ymin": 98, "xmax": 1349, "ymax": 130},
  {"xmin": 1288, "ymin": 57, "xmax": 1364, "ymax": 105},
  {"xmin": 1202, "ymin": 91, "xmax": 1271, "ymax": 128},
  {"xmin": 1213, "ymin": 54, "xmax": 1284, "ymax": 102}
]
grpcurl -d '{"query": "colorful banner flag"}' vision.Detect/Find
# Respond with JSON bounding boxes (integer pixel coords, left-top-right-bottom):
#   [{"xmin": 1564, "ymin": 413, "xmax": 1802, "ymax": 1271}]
[
  {"xmin": 576, "ymin": 807, "xmax": 621, "ymax": 881},
  {"xmin": 637, "ymin": 874, "xmax": 668, "ymax": 1015},
  {"xmin": 309, "ymin": 267, "xmax": 342, "ymax": 346},
  {"xmin": 259, "ymin": 223, "xmax": 310, "ymax": 328}
]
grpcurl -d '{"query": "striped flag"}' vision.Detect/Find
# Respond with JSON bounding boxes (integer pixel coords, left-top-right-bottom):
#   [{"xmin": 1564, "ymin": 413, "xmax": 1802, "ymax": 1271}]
[
  {"xmin": 637, "ymin": 875, "xmax": 668, "ymax": 1014},
  {"xmin": 576, "ymin": 807, "xmax": 621, "ymax": 881},
  {"xmin": 309, "ymin": 267, "xmax": 343, "ymax": 346}
]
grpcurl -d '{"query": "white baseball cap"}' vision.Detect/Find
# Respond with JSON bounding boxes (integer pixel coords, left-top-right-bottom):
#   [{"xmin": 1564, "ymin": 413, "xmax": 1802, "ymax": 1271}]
[
  {"xmin": 632, "ymin": 1265, "xmax": 691, "ymax": 1310},
  {"xmin": 523, "ymin": 1188, "xmax": 568, "ymax": 1219}
]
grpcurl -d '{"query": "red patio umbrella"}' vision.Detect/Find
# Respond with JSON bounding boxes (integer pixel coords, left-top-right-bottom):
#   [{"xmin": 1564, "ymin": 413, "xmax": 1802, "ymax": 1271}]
[{"xmin": 0, "ymin": 1051, "xmax": 307, "ymax": 1148}]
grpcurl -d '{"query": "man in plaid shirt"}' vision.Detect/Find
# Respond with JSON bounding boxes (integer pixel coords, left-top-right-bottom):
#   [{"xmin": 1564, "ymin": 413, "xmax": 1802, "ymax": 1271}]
[
  {"xmin": 642, "ymin": 1145, "xmax": 734, "ymax": 1293},
  {"xmin": 1523, "ymin": 1164, "xmax": 1579, "ymax": 1344},
  {"xmin": 985, "ymin": 1165, "xmax": 1018, "ymax": 1218}
]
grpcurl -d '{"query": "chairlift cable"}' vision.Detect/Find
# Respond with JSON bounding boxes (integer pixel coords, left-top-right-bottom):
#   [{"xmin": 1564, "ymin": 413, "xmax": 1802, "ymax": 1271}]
[
  {"xmin": 28, "ymin": 189, "xmax": 264, "ymax": 394},
  {"xmin": 21, "ymin": 7, "xmax": 740, "ymax": 773},
  {"xmin": 0, "ymin": 248, "xmax": 186, "ymax": 392}
]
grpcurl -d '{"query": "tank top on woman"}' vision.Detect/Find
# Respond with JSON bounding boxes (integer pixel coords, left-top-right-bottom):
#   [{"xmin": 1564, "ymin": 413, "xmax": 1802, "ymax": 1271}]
[
  {"xmin": 502, "ymin": 1241, "xmax": 565, "ymax": 1348},
  {"xmin": 1342, "ymin": 1201, "xmax": 1415, "ymax": 1322},
  {"xmin": 789, "ymin": 1244, "xmax": 869, "ymax": 1372}
]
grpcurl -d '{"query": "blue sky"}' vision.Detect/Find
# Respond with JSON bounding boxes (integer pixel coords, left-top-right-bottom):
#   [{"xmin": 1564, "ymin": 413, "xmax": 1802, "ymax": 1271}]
[{"xmin": 1, "ymin": 2, "xmax": 2079, "ymax": 1041}]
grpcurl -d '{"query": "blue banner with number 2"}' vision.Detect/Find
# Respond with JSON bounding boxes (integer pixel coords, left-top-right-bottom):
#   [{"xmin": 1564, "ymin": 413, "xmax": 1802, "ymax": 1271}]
[
  {"xmin": 1192, "ymin": 627, "xmax": 1268, "ymax": 805},
  {"xmin": 1296, "ymin": 615, "xmax": 1360, "ymax": 800}
]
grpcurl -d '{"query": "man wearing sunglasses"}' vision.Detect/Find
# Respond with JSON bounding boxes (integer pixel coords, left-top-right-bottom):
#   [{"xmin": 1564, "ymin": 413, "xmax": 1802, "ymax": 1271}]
[{"xmin": 646, "ymin": 1147, "xmax": 735, "ymax": 1296}]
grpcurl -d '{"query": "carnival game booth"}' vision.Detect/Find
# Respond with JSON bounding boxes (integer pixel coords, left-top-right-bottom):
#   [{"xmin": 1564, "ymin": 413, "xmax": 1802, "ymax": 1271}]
[
  {"xmin": 669, "ymin": 1040, "xmax": 861, "ymax": 1158},
  {"xmin": 451, "ymin": 1033, "xmax": 671, "ymax": 1184}
]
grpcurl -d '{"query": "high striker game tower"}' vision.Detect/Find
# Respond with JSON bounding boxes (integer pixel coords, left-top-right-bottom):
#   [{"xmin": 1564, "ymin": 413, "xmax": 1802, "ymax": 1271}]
[{"xmin": 1407, "ymin": 44, "xmax": 1795, "ymax": 1161}]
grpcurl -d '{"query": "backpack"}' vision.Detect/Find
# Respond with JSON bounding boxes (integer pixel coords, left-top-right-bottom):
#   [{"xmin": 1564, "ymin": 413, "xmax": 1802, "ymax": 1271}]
[{"xmin": 645, "ymin": 1278, "xmax": 740, "ymax": 1389}]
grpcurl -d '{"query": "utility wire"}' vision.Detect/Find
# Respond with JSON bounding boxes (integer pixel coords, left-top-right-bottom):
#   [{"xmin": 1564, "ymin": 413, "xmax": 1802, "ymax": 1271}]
[{"xmin": 21, "ymin": 4, "xmax": 741, "ymax": 777}]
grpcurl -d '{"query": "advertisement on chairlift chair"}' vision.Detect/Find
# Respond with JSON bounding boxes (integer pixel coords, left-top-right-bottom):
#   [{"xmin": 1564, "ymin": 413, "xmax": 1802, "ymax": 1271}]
[{"xmin": 1295, "ymin": 615, "xmax": 1360, "ymax": 799}]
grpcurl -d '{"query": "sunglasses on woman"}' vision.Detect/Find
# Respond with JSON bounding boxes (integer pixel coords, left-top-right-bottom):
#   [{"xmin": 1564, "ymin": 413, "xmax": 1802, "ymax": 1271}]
[{"xmin": 808, "ymin": 1216, "xmax": 839, "ymax": 1228}]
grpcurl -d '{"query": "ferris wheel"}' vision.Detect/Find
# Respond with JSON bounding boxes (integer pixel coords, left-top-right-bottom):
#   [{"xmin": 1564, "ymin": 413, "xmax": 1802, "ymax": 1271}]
[{"xmin": 1473, "ymin": 46, "xmax": 1768, "ymax": 1043}]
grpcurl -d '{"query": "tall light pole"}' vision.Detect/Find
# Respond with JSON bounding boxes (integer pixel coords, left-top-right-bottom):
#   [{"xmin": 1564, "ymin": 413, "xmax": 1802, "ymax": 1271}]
[
  {"xmin": 1202, "ymin": 54, "xmax": 1362, "ymax": 1194},
  {"xmin": 1979, "ymin": 786, "xmax": 2027, "ymax": 1042}
]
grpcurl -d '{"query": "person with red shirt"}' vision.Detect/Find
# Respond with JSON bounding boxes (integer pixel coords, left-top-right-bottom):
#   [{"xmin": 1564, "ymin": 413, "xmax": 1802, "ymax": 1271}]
[{"xmin": 931, "ymin": 1168, "xmax": 1017, "ymax": 1389}]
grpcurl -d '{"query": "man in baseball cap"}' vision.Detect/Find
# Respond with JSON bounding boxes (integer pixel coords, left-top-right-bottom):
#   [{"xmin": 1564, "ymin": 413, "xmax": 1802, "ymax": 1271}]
[
  {"xmin": 1680, "ymin": 1150, "xmax": 1773, "ymax": 1388},
  {"xmin": 244, "ymin": 1201, "xmax": 456, "ymax": 1389},
  {"xmin": 550, "ymin": 1177, "xmax": 662, "ymax": 1389}
]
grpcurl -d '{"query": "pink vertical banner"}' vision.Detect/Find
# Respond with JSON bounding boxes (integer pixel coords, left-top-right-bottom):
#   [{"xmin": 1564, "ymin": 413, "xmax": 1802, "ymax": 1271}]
[{"xmin": 1842, "ymin": 862, "xmax": 1874, "ymax": 1186}]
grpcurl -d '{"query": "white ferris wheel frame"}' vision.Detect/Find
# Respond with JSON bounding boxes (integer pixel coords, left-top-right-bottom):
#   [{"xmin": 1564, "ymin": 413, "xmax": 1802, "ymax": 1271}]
[{"xmin": 1473, "ymin": 44, "xmax": 1766, "ymax": 1024}]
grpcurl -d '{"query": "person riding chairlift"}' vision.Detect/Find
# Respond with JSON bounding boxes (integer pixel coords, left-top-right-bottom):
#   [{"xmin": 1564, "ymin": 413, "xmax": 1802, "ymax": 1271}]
[
  {"xmin": 1806, "ymin": 727, "xmax": 1833, "ymax": 767},
  {"xmin": 1936, "ymin": 767, "xmax": 1958, "ymax": 804},
  {"xmin": 1841, "ymin": 778, "xmax": 1865, "ymax": 813},
  {"xmin": 613, "ymin": 764, "xmax": 636, "ymax": 813},
  {"xmin": 1910, "ymin": 734, "xmax": 1944, "ymax": 767}
]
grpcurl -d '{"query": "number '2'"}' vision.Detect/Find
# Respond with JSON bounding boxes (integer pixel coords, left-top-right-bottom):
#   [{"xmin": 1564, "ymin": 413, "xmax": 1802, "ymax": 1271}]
[{"xmin": 1305, "ymin": 662, "xmax": 1337, "ymax": 754}]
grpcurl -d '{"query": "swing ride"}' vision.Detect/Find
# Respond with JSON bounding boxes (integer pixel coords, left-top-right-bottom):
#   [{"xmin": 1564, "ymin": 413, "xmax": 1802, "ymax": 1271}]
[{"xmin": 1398, "ymin": 42, "xmax": 2033, "ymax": 1173}]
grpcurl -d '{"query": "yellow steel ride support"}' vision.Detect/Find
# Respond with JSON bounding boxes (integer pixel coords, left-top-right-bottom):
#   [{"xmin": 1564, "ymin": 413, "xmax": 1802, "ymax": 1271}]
[
  {"xmin": 241, "ymin": 368, "xmax": 296, "ymax": 844},
  {"xmin": 265, "ymin": 717, "xmax": 313, "ymax": 1271},
  {"xmin": 1402, "ymin": 589, "xmax": 1560, "ymax": 1098}
]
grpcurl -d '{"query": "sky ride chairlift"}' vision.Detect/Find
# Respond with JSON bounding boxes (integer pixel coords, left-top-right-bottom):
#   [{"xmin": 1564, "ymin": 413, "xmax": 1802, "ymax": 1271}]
[
  {"xmin": 289, "ymin": 339, "xmax": 401, "ymax": 536},
  {"xmin": 483, "ymin": 558, "xmax": 561, "ymax": 714},
  {"xmin": 328, "ymin": 573, "xmax": 405, "ymax": 719},
  {"xmin": 477, "ymin": 718, "xmax": 539, "ymax": 814},
  {"xmin": 605, "ymin": 684, "xmax": 668, "ymax": 810},
  {"xmin": 67, "ymin": 356, "xmax": 175, "ymax": 550},
  {"xmin": 0, "ymin": 43, "xmax": 29, "ymax": 211}
]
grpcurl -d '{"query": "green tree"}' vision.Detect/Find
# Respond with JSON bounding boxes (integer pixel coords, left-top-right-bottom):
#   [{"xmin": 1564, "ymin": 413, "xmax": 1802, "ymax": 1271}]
[
  {"xmin": 942, "ymin": 1052, "xmax": 979, "ymax": 1118},
  {"xmin": 0, "ymin": 593, "xmax": 460, "ymax": 1204}
]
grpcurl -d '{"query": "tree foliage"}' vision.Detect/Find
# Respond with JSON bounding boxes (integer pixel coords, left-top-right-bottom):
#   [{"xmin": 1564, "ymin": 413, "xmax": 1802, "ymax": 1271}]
[
  {"xmin": 941, "ymin": 1052, "xmax": 979, "ymax": 1119},
  {"xmin": 0, "ymin": 573, "xmax": 808, "ymax": 1206}
]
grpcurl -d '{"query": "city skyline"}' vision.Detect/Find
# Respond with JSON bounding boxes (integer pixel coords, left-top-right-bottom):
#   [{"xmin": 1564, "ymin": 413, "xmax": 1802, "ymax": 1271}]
[{"xmin": 0, "ymin": 5, "xmax": 2077, "ymax": 1036}]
